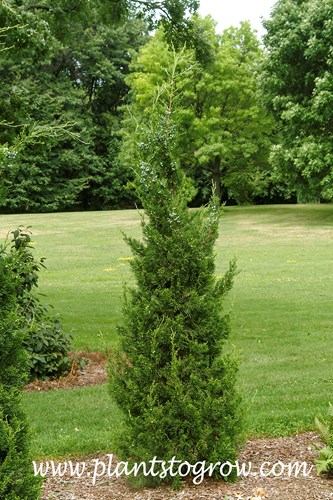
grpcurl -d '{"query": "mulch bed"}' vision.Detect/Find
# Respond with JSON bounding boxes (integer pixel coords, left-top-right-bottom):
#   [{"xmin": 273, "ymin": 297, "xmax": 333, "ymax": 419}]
[{"xmin": 24, "ymin": 351, "xmax": 108, "ymax": 393}]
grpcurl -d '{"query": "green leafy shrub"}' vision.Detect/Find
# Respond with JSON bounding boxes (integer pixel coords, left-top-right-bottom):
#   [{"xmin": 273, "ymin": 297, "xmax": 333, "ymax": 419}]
[
  {"xmin": 0, "ymin": 243, "xmax": 41, "ymax": 498},
  {"xmin": 108, "ymin": 107, "xmax": 243, "ymax": 487},
  {"xmin": 3, "ymin": 228, "xmax": 72, "ymax": 381},
  {"xmin": 315, "ymin": 403, "xmax": 333, "ymax": 475},
  {"xmin": 25, "ymin": 317, "xmax": 72, "ymax": 381}
]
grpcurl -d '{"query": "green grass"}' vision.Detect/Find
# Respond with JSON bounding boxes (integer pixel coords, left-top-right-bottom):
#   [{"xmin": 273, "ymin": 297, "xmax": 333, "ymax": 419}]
[
  {"xmin": 216, "ymin": 204, "xmax": 333, "ymax": 436},
  {"xmin": 1, "ymin": 210, "xmax": 141, "ymax": 350},
  {"xmin": 24, "ymin": 384, "xmax": 124, "ymax": 459},
  {"xmin": 1, "ymin": 204, "xmax": 332, "ymax": 455}
]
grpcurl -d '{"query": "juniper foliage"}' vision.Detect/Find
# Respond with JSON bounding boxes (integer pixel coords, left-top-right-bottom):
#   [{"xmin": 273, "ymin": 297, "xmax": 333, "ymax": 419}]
[
  {"xmin": 0, "ymin": 245, "xmax": 41, "ymax": 499},
  {"xmin": 108, "ymin": 112, "xmax": 243, "ymax": 486}
]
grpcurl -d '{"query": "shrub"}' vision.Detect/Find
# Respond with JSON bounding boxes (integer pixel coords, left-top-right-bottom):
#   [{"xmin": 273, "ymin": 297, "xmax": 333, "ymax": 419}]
[
  {"xmin": 108, "ymin": 109, "xmax": 243, "ymax": 487},
  {"xmin": 25, "ymin": 317, "xmax": 72, "ymax": 381},
  {"xmin": 4, "ymin": 228, "xmax": 72, "ymax": 380},
  {"xmin": 0, "ymin": 243, "xmax": 41, "ymax": 498},
  {"xmin": 315, "ymin": 403, "xmax": 333, "ymax": 476}
]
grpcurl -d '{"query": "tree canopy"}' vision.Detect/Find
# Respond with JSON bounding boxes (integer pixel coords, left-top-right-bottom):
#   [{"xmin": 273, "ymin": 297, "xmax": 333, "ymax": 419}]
[
  {"xmin": 261, "ymin": 0, "xmax": 333, "ymax": 202},
  {"xmin": 0, "ymin": 0, "xmax": 148, "ymax": 211},
  {"xmin": 0, "ymin": 0, "xmax": 202, "ymax": 212},
  {"xmin": 121, "ymin": 16, "xmax": 274, "ymax": 204}
]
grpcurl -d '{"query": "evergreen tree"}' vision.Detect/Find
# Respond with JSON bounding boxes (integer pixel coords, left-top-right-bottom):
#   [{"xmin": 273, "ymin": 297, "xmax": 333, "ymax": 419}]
[
  {"xmin": 0, "ymin": 244, "xmax": 41, "ymax": 499},
  {"xmin": 108, "ymin": 66, "xmax": 243, "ymax": 486}
]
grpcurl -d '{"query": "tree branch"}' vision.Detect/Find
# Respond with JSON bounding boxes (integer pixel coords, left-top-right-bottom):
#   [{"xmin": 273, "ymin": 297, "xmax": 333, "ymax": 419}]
[
  {"xmin": 23, "ymin": 4, "xmax": 53, "ymax": 12},
  {"xmin": 130, "ymin": 0, "xmax": 171, "ymax": 20}
]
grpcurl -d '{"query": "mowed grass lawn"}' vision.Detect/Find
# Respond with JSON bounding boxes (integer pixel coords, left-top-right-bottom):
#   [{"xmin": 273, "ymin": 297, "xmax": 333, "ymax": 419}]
[{"xmin": 1, "ymin": 204, "xmax": 333, "ymax": 457}]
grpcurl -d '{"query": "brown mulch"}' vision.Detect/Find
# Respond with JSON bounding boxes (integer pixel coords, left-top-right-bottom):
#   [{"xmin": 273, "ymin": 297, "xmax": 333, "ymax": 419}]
[
  {"xmin": 24, "ymin": 351, "xmax": 108, "ymax": 393},
  {"xmin": 26, "ymin": 353, "xmax": 333, "ymax": 499},
  {"xmin": 38, "ymin": 433, "xmax": 333, "ymax": 500}
]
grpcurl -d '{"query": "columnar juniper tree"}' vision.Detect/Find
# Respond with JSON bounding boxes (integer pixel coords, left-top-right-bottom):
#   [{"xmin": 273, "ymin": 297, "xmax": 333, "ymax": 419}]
[
  {"xmin": 0, "ymin": 245, "xmax": 41, "ymax": 498},
  {"xmin": 109, "ymin": 79, "xmax": 243, "ymax": 486}
]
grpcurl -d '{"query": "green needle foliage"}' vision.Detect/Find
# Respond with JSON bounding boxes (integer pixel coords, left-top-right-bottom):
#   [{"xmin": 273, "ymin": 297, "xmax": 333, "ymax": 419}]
[
  {"xmin": 108, "ymin": 100, "xmax": 243, "ymax": 486},
  {"xmin": 0, "ymin": 244, "xmax": 41, "ymax": 498}
]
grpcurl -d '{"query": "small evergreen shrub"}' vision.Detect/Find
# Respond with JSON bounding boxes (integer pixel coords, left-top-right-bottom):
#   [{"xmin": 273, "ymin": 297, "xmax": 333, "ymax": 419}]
[
  {"xmin": 108, "ymin": 111, "xmax": 243, "ymax": 486},
  {"xmin": 0, "ymin": 244, "xmax": 41, "ymax": 498},
  {"xmin": 315, "ymin": 403, "xmax": 333, "ymax": 476},
  {"xmin": 3, "ymin": 228, "xmax": 72, "ymax": 380}
]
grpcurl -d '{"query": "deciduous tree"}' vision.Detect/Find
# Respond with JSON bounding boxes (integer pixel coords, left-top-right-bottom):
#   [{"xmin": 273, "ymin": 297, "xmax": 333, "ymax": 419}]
[
  {"xmin": 0, "ymin": 1, "xmax": 146, "ymax": 211},
  {"xmin": 121, "ymin": 17, "xmax": 274, "ymax": 205},
  {"xmin": 261, "ymin": 0, "xmax": 333, "ymax": 202}
]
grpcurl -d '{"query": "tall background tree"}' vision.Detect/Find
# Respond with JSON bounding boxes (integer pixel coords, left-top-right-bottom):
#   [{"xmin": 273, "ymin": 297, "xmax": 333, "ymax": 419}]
[
  {"xmin": 121, "ymin": 16, "xmax": 275, "ymax": 205},
  {"xmin": 0, "ymin": 0, "xmax": 199, "ymax": 213},
  {"xmin": 261, "ymin": 0, "xmax": 333, "ymax": 202},
  {"xmin": 0, "ymin": 0, "xmax": 148, "ymax": 212}
]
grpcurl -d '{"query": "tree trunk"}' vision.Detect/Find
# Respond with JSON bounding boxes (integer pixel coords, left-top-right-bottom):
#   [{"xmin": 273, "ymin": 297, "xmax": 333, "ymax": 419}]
[{"xmin": 207, "ymin": 156, "xmax": 222, "ymax": 203}]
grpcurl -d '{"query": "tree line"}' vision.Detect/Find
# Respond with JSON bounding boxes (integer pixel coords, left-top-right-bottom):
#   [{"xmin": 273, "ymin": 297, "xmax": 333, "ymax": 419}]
[{"xmin": 0, "ymin": 0, "xmax": 332, "ymax": 213}]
